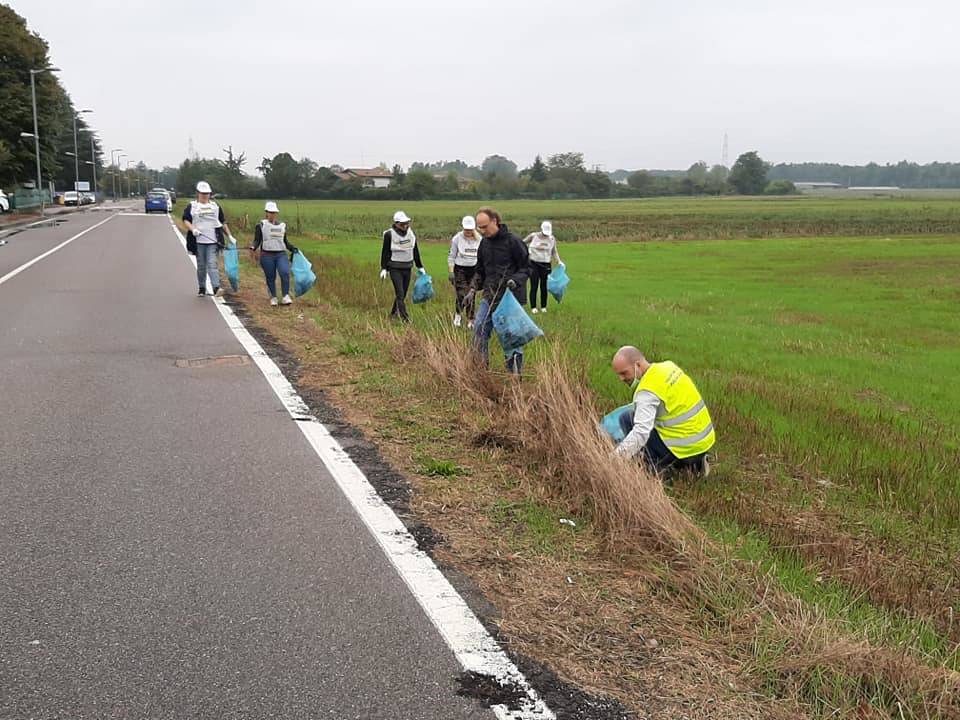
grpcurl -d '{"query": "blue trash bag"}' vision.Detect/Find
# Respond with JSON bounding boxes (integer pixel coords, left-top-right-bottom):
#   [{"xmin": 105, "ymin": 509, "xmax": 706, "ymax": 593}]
[
  {"xmin": 291, "ymin": 251, "xmax": 317, "ymax": 297},
  {"xmin": 491, "ymin": 290, "xmax": 543, "ymax": 356},
  {"xmin": 412, "ymin": 271, "xmax": 434, "ymax": 304},
  {"xmin": 223, "ymin": 239, "xmax": 239, "ymax": 291},
  {"xmin": 547, "ymin": 265, "xmax": 570, "ymax": 303},
  {"xmin": 600, "ymin": 403, "xmax": 635, "ymax": 443}
]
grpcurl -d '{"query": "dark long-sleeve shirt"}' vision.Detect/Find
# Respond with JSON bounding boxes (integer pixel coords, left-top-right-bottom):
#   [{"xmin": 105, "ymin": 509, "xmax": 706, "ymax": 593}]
[
  {"xmin": 380, "ymin": 228, "xmax": 423, "ymax": 270},
  {"xmin": 471, "ymin": 224, "xmax": 529, "ymax": 306}
]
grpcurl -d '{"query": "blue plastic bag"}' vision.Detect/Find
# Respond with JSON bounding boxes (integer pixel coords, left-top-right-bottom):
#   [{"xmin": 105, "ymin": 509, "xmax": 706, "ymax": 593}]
[
  {"xmin": 547, "ymin": 265, "xmax": 570, "ymax": 302},
  {"xmin": 291, "ymin": 251, "xmax": 316, "ymax": 297},
  {"xmin": 223, "ymin": 239, "xmax": 239, "ymax": 291},
  {"xmin": 412, "ymin": 271, "xmax": 434, "ymax": 304},
  {"xmin": 600, "ymin": 403, "xmax": 635, "ymax": 443},
  {"xmin": 491, "ymin": 290, "xmax": 543, "ymax": 356}
]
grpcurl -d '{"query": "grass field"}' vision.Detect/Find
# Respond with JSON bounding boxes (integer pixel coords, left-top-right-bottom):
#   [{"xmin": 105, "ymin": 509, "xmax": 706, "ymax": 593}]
[
  {"xmin": 197, "ymin": 196, "xmax": 960, "ymax": 716},
  {"xmin": 219, "ymin": 195, "xmax": 960, "ymax": 242}
]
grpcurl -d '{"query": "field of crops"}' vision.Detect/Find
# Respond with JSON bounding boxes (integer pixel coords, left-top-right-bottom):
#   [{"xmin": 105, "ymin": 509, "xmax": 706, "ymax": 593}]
[
  {"xmin": 218, "ymin": 195, "xmax": 960, "ymax": 243},
  {"xmin": 195, "ymin": 196, "xmax": 960, "ymax": 716}
]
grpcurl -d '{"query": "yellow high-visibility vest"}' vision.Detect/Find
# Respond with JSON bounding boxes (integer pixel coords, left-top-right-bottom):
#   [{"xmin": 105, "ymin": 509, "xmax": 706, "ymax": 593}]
[{"xmin": 635, "ymin": 361, "xmax": 715, "ymax": 458}]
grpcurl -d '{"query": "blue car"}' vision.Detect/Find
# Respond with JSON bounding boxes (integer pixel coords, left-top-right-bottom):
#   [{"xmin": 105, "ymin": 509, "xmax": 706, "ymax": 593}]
[{"xmin": 145, "ymin": 191, "xmax": 168, "ymax": 213}]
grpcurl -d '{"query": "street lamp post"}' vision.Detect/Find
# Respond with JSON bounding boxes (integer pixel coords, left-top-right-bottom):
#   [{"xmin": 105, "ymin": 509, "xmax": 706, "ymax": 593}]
[
  {"xmin": 110, "ymin": 149, "xmax": 123, "ymax": 201},
  {"xmin": 125, "ymin": 159, "xmax": 133, "ymax": 199},
  {"xmin": 28, "ymin": 66, "xmax": 61, "ymax": 217},
  {"xmin": 89, "ymin": 133, "xmax": 98, "ymax": 196},
  {"xmin": 118, "ymin": 153, "xmax": 127, "ymax": 199},
  {"xmin": 73, "ymin": 108, "xmax": 92, "ymax": 197}
]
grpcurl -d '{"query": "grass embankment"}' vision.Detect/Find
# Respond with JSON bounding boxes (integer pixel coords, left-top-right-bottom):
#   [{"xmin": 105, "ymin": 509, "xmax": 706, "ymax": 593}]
[{"xmin": 181, "ymin": 197, "xmax": 960, "ymax": 718}]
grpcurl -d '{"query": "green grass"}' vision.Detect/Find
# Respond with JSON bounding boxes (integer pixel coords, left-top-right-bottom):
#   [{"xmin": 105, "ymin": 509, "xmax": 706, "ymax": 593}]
[{"xmin": 215, "ymin": 195, "xmax": 960, "ymax": 242}]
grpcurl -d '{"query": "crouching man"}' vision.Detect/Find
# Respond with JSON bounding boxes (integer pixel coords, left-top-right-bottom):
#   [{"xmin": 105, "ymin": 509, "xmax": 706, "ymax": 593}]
[{"xmin": 611, "ymin": 345, "xmax": 715, "ymax": 476}]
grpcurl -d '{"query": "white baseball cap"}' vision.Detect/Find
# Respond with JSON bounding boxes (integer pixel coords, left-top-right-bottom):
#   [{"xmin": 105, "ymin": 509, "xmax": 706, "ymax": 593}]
[
  {"xmin": 461, "ymin": 215, "xmax": 476, "ymax": 230},
  {"xmin": 541, "ymin": 220, "xmax": 553, "ymax": 235},
  {"xmin": 393, "ymin": 210, "xmax": 411, "ymax": 223},
  {"xmin": 265, "ymin": 201, "xmax": 279, "ymax": 213},
  {"xmin": 196, "ymin": 181, "xmax": 212, "ymax": 194}
]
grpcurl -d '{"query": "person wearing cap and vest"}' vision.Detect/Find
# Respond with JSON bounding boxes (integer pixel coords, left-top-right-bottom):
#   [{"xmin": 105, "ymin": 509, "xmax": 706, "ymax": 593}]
[
  {"xmin": 182, "ymin": 181, "xmax": 231, "ymax": 297},
  {"xmin": 523, "ymin": 220, "xmax": 564, "ymax": 314},
  {"xmin": 379, "ymin": 210, "xmax": 425, "ymax": 322},
  {"xmin": 610, "ymin": 346, "xmax": 714, "ymax": 476},
  {"xmin": 447, "ymin": 215, "xmax": 482, "ymax": 329},
  {"xmin": 249, "ymin": 201, "xmax": 300, "ymax": 306}
]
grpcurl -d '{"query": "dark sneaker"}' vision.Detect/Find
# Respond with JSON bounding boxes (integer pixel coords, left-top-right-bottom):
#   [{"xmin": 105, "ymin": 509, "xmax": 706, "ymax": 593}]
[
  {"xmin": 212, "ymin": 286, "xmax": 220, "ymax": 296},
  {"xmin": 198, "ymin": 288, "xmax": 206, "ymax": 296}
]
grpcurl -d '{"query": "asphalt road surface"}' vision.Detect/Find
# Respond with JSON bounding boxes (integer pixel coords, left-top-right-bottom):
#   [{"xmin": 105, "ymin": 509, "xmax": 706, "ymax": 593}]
[{"xmin": 0, "ymin": 209, "xmax": 492, "ymax": 719}]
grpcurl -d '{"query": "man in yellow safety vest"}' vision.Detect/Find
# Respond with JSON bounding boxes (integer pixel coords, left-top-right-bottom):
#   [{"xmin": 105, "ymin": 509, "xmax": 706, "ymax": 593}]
[{"xmin": 610, "ymin": 346, "xmax": 715, "ymax": 476}]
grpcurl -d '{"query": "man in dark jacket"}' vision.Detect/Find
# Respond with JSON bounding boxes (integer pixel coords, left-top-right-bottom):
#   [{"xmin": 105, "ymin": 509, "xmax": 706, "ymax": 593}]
[{"xmin": 466, "ymin": 207, "xmax": 530, "ymax": 374}]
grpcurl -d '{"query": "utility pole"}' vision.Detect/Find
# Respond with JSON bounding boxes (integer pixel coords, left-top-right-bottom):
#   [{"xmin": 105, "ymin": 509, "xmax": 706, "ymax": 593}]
[{"xmin": 29, "ymin": 66, "xmax": 60, "ymax": 216}]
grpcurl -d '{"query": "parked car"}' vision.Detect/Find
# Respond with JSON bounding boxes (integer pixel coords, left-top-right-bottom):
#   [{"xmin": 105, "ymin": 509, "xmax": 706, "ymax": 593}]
[
  {"xmin": 145, "ymin": 191, "xmax": 168, "ymax": 213},
  {"xmin": 63, "ymin": 191, "xmax": 80, "ymax": 206},
  {"xmin": 80, "ymin": 192, "xmax": 95, "ymax": 205},
  {"xmin": 168, "ymin": 189, "xmax": 177, "ymax": 204},
  {"xmin": 0, "ymin": 189, "xmax": 9, "ymax": 213}
]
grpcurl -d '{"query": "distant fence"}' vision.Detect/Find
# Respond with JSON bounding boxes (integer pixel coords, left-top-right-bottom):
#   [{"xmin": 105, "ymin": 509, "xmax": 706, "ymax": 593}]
[{"xmin": 11, "ymin": 189, "xmax": 52, "ymax": 210}]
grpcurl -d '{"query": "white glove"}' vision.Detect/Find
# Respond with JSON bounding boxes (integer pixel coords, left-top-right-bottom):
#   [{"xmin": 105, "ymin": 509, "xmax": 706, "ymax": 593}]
[
  {"xmin": 559, "ymin": 261, "xmax": 566, "ymax": 268},
  {"xmin": 379, "ymin": 269, "xmax": 388, "ymax": 280},
  {"xmin": 192, "ymin": 227, "xmax": 203, "ymax": 239},
  {"xmin": 417, "ymin": 267, "xmax": 426, "ymax": 275}
]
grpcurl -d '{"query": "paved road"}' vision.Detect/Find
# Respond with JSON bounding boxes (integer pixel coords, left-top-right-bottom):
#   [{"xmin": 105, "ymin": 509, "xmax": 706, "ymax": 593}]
[{"xmin": 0, "ymin": 211, "xmax": 490, "ymax": 719}]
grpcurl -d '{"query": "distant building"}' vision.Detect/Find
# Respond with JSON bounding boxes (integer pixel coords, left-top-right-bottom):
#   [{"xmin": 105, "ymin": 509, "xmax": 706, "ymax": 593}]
[
  {"xmin": 334, "ymin": 168, "xmax": 394, "ymax": 188},
  {"xmin": 847, "ymin": 186, "xmax": 901, "ymax": 191},
  {"xmin": 794, "ymin": 181, "xmax": 845, "ymax": 191}
]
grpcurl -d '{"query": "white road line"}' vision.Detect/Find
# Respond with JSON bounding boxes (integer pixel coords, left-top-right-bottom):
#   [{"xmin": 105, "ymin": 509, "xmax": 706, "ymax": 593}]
[
  {"xmin": 166, "ymin": 217, "xmax": 554, "ymax": 720},
  {"xmin": 0, "ymin": 214, "xmax": 116, "ymax": 288}
]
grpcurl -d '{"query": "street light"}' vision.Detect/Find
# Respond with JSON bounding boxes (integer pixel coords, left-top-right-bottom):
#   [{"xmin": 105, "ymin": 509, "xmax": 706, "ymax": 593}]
[
  {"xmin": 110, "ymin": 148, "xmax": 123, "ymax": 201},
  {"xmin": 125, "ymin": 159, "xmax": 133, "ymax": 199},
  {"xmin": 29, "ymin": 65, "xmax": 60, "ymax": 217},
  {"xmin": 73, "ymin": 108, "xmax": 92, "ymax": 197},
  {"xmin": 88, "ymin": 132, "xmax": 98, "ymax": 197}
]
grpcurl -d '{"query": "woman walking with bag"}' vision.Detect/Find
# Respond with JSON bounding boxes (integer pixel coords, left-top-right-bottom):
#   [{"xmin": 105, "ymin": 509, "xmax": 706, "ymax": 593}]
[
  {"xmin": 379, "ymin": 210, "xmax": 425, "ymax": 322},
  {"xmin": 523, "ymin": 220, "xmax": 564, "ymax": 314},
  {"xmin": 249, "ymin": 201, "xmax": 299, "ymax": 306},
  {"xmin": 182, "ymin": 180, "xmax": 231, "ymax": 296},
  {"xmin": 447, "ymin": 215, "xmax": 482, "ymax": 328}
]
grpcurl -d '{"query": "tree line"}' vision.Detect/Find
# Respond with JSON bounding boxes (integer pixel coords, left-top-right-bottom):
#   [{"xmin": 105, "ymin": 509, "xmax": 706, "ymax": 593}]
[
  {"xmin": 768, "ymin": 161, "xmax": 960, "ymax": 188},
  {"xmin": 174, "ymin": 149, "xmax": 800, "ymax": 201}
]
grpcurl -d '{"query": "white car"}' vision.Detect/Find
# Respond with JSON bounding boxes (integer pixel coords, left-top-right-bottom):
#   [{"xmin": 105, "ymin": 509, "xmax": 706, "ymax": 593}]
[{"xmin": 0, "ymin": 189, "xmax": 8, "ymax": 213}]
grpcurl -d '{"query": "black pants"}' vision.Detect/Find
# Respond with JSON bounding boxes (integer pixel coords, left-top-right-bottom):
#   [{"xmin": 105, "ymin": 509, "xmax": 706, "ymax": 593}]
[
  {"xmin": 618, "ymin": 410, "xmax": 707, "ymax": 476},
  {"xmin": 453, "ymin": 265, "xmax": 477, "ymax": 318},
  {"xmin": 529, "ymin": 261, "xmax": 551, "ymax": 309},
  {"xmin": 389, "ymin": 267, "xmax": 411, "ymax": 321}
]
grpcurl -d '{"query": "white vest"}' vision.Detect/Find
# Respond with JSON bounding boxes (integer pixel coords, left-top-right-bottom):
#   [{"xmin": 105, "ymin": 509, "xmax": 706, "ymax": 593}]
[
  {"xmin": 191, "ymin": 201, "xmax": 221, "ymax": 244},
  {"xmin": 527, "ymin": 232, "xmax": 556, "ymax": 263},
  {"xmin": 451, "ymin": 232, "xmax": 481, "ymax": 267},
  {"xmin": 260, "ymin": 220, "xmax": 287, "ymax": 252},
  {"xmin": 389, "ymin": 228, "xmax": 416, "ymax": 264}
]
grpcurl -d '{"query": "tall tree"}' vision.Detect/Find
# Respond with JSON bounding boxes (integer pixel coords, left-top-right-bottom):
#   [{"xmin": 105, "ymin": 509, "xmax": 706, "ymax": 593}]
[
  {"xmin": 728, "ymin": 151, "xmax": 769, "ymax": 194},
  {"xmin": 528, "ymin": 155, "xmax": 548, "ymax": 182},
  {"xmin": 0, "ymin": 4, "xmax": 68, "ymax": 187},
  {"xmin": 481, "ymin": 154, "xmax": 517, "ymax": 180}
]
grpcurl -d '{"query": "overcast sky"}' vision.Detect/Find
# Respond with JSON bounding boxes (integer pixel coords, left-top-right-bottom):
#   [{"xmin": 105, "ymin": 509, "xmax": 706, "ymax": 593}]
[{"xmin": 10, "ymin": 0, "xmax": 959, "ymax": 173}]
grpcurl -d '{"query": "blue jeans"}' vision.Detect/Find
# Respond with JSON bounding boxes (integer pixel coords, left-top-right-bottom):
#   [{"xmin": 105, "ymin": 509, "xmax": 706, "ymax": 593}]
[
  {"xmin": 259, "ymin": 251, "xmax": 290, "ymax": 297},
  {"xmin": 196, "ymin": 243, "xmax": 220, "ymax": 290},
  {"xmin": 472, "ymin": 297, "xmax": 523, "ymax": 374},
  {"xmin": 618, "ymin": 410, "xmax": 707, "ymax": 475}
]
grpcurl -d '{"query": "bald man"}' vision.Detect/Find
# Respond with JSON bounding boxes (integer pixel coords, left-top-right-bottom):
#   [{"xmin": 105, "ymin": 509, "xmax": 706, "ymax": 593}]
[{"xmin": 611, "ymin": 346, "xmax": 715, "ymax": 475}]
